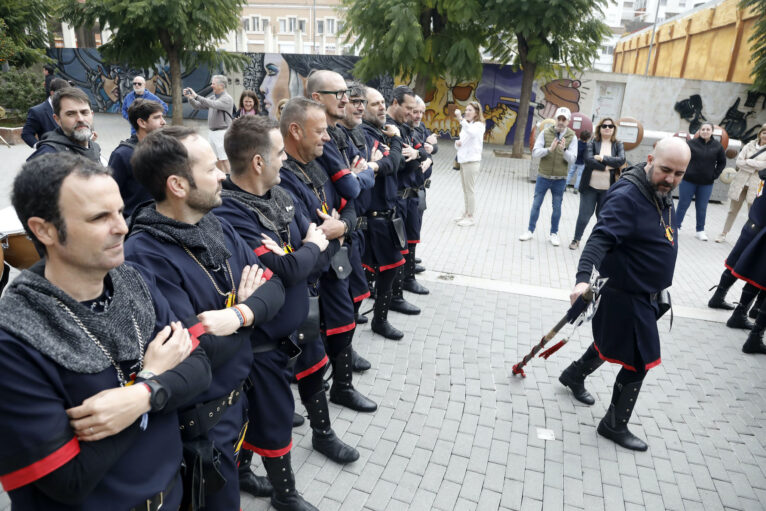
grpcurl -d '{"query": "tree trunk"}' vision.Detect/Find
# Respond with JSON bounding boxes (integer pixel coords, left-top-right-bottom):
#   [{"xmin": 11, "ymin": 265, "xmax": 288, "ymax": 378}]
[
  {"xmin": 512, "ymin": 34, "xmax": 536, "ymax": 158},
  {"xmin": 413, "ymin": 74, "xmax": 428, "ymax": 99},
  {"xmin": 159, "ymin": 31, "xmax": 184, "ymax": 126}
]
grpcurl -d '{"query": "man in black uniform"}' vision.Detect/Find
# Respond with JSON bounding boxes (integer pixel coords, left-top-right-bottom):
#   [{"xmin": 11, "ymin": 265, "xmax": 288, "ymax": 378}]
[
  {"xmin": 344, "ymin": 85, "xmax": 408, "ymax": 339},
  {"xmin": 386, "ymin": 86, "xmax": 428, "ymax": 314},
  {"xmin": 558, "ymin": 137, "xmax": 691, "ymax": 451},
  {"xmin": 409, "ymin": 95, "xmax": 437, "ymax": 275},
  {"xmin": 109, "ymin": 98, "xmax": 166, "ymax": 217}
]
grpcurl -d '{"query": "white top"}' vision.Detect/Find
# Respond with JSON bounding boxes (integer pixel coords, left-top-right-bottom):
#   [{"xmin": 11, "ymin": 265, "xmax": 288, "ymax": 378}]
[
  {"xmin": 455, "ymin": 119, "xmax": 486, "ymax": 164},
  {"xmin": 532, "ymin": 128, "xmax": 578, "ymax": 164}
]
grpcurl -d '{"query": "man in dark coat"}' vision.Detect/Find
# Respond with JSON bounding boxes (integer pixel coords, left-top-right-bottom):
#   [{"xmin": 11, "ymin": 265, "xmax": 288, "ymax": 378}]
[
  {"xmin": 21, "ymin": 78, "xmax": 70, "ymax": 147},
  {"xmin": 558, "ymin": 137, "xmax": 691, "ymax": 451}
]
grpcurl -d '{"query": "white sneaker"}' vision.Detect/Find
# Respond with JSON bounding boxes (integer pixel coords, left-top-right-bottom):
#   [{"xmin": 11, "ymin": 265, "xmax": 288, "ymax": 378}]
[
  {"xmin": 695, "ymin": 231, "xmax": 709, "ymax": 241},
  {"xmin": 519, "ymin": 230, "xmax": 534, "ymax": 241},
  {"xmin": 715, "ymin": 233, "xmax": 726, "ymax": 243},
  {"xmin": 549, "ymin": 233, "xmax": 560, "ymax": 246},
  {"xmin": 457, "ymin": 217, "xmax": 475, "ymax": 227},
  {"xmin": 453, "ymin": 214, "xmax": 466, "ymax": 222}
]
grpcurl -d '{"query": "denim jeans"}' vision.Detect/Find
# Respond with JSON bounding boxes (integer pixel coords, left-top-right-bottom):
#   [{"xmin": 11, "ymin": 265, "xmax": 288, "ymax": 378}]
[
  {"xmin": 573, "ymin": 186, "xmax": 607, "ymax": 241},
  {"xmin": 528, "ymin": 176, "xmax": 567, "ymax": 234},
  {"xmin": 675, "ymin": 180, "xmax": 714, "ymax": 232},
  {"xmin": 567, "ymin": 163, "xmax": 585, "ymax": 188}
]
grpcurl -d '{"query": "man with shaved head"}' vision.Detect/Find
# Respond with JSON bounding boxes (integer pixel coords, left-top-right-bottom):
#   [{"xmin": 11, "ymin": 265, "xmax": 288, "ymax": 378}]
[{"xmin": 558, "ymin": 137, "xmax": 691, "ymax": 452}]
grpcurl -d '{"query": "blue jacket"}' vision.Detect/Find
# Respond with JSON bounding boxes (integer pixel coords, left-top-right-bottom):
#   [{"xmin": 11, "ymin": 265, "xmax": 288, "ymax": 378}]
[{"xmin": 21, "ymin": 99, "xmax": 57, "ymax": 148}]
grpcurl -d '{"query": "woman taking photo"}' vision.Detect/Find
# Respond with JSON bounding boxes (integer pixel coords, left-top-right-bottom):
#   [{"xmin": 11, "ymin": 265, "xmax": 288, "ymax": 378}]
[
  {"xmin": 453, "ymin": 101, "xmax": 486, "ymax": 227},
  {"xmin": 675, "ymin": 123, "xmax": 726, "ymax": 241},
  {"xmin": 235, "ymin": 90, "xmax": 259, "ymax": 117},
  {"xmin": 569, "ymin": 118, "xmax": 625, "ymax": 250},
  {"xmin": 715, "ymin": 124, "xmax": 766, "ymax": 243}
]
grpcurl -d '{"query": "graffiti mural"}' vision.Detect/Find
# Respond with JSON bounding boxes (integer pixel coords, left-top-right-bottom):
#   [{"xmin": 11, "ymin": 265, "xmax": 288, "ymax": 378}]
[
  {"xmin": 537, "ymin": 79, "xmax": 582, "ymax": 120},
  {"xmin": 674, "ymin": 94, "xmax": 707, "ymax": 134},
  {"xmin": 47, "ymin": 48, "xmax": 220, "ymax": 119}
]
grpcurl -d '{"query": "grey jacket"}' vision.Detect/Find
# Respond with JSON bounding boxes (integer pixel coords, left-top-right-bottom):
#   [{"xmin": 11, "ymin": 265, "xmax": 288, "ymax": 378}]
[{"xmin": 188, "ymin": 92, "xmax": 234, "ymax": 130}]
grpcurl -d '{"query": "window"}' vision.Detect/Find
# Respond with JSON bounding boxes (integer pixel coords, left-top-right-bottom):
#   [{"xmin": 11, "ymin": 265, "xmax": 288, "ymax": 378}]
[
  {"xmin": 298, "ymin": 19, "xmax": 306, "ymax": 33},
  {"xmin": 262, "ymin": 18, "xmax": 270, "ymax": 34},
  {"xmin": 251, "ymin": 16, "xmax": 260, "ymax": 32},
  {"xmin": 326, "ymin": 18, "xmax": 335, "ymax": 35},
  {"xmin": 337, "ymin": 21, "xmax": 344, "ymax": 34},
  {"xmin": 279, "ymin": 18, "xmax": 287, "ymax": 33},
  {"xmin": 288, "ymin": 17, "xmax": 297, "ymax": 33},
  {"xmin": 242, "ymin": 18, "xmax": 250, "ymax": 31},
  {"xmin": 316, "ymin": 20, "xmax": 324, "ymax": 34}
]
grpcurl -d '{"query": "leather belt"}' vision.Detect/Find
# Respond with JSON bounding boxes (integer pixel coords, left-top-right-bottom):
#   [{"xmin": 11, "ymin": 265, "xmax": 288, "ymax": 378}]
[
  {"xmin": 356, "ymin": 216, "xmax": 368, "ymax": 230},
  {"xmin": 369, "ymin": 209, "xmax": 394, "ymax": 218},
  {"xmin": 397, "ymin": 187, "xmax": 419, "ymax": 199},
  {"xmin": 129, "ymin": 470, "xmax": 179, "ymax": 511},
  {"xmin": 178, "ymin": 382, "xmax": 244, "ymax": 441}
]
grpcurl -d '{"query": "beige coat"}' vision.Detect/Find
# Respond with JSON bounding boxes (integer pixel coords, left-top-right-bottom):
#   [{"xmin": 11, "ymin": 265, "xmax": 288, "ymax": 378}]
[{"xmin": 729, "ymin": 140, "xmax": 766, "ymax": 203}]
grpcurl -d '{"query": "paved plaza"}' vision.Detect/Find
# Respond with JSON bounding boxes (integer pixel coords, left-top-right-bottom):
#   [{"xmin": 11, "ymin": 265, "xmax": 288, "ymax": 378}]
[{"xmin": 1, "ymin": 114, "xmax": 764, "ymax": 510}]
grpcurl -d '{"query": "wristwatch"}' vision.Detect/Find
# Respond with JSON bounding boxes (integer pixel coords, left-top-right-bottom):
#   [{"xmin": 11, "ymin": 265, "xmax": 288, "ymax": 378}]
[{"xmin": 143, "ymin": 380, "xmax": 169, "ymax": 412}]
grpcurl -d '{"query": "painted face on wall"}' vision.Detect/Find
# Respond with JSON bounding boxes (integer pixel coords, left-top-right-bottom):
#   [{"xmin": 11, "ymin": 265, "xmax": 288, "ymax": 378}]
[{"xmin": 260, "ymin": 54, "xmax": 290, "ymax": 118}]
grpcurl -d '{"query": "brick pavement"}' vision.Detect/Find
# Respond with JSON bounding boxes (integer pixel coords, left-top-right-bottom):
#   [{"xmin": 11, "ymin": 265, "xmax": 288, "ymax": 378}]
[{"xmin": 1, "ymin": 115, "xmax": 764, "ymax": 510}]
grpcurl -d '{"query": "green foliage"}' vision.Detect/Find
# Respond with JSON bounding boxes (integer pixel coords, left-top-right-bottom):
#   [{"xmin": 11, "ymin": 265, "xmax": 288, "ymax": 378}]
[
  {"xmin": 741, "ymin": 0, "xmax": 766, "ymax": 92},
  {"xmin": 56, "ymin": 0, "xmax": 249, "ymax": 123},
  {"xmin": 341, "ymin": 0, "xmax": 487, "ymax": 91},
  {"xmin": 0, "ymin": 69, "xmax": 47, "ymax": 118},
  {"xmin": 0, "ymin": 0, "xmax": 50, "ymax": 67}
]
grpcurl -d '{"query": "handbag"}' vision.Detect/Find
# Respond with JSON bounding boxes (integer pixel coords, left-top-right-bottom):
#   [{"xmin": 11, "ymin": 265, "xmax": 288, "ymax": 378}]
[
  {"xmin": 329, "ymin": 245, "xmax": 352, "ymax": 279},
  {"xmin": 180, "ymin": 438, "xmax": 226, "ymax": 510},
  {"xmin": 294, "ymin": 295, "xmax": 320, "ymax": 343},
  {"xmin": 391, "ymin": 215, "xmax": 406, "ymax": 249}
]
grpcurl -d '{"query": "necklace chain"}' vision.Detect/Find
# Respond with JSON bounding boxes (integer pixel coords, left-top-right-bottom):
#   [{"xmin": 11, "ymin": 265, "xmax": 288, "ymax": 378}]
[
  {"xmin": 181, "ymin": 245, "xmax": 236, "ymax": 297},
  {"xmin": 653, "ymin": 197, "xmax": 674, "ymax": 245},
  {"xmin": 54, "ymin": 299, "xmax": 143, "ymax": 386}
]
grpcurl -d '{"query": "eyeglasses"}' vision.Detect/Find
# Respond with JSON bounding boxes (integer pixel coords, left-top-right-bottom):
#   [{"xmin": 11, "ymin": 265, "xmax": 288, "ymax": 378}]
[
  {"xmin": 317, "ymin": 89, "xmax": 350, "ymax": 100},
  {"xmin": 601, "ymin": 124, "xmax": 614, "ymax": 129},
  {"xmin": 350, "ymin": 99, "xmax": 368, "ymax": 107},
  {"xmin": 133, "ymin": 82, "xmax": 144, "ymax": 86}
]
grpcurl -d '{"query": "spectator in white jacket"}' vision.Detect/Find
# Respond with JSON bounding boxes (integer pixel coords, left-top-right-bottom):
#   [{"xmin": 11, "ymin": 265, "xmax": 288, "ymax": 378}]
[
  {"xmin": 454, "ymin": 101, "xmax": 486, "ymax": 227},
  {"xmin": 716, "ymin": 124, "xmax": 766, "ymax": 242}
]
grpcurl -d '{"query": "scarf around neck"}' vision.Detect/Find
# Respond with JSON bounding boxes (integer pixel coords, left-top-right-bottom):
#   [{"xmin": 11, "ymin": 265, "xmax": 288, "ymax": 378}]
[
  {"xmin": 130, "ymin": 204, "xmax": 231, "ymax": 268},
  {"xmin": 222, "ymin": 179, "xmax": 296, "ymax": 235},
  {"xmin": 282, "ymin": 155, "xmax": 328, "ymax": 190},
  {"xmin": 0, "ymin": 263, "xmax": 156, "ymax": 374}
]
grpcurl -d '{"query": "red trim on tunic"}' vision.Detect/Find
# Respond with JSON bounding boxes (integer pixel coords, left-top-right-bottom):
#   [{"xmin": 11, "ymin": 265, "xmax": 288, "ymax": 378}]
[
  {"xmin": 243, "ymin": 439, "xmax": 292, "ymax": 458},
  {"xmin": 361, "ymin": 263, "xmax": 375, "ymax": 273},
  {"xmin": 400, "ymin": 249, "xmax": 409, "ymax": 255},
  {"xmin": 727, "ymin": 263, "xmax": 766, "ymax": 291},
  {"xmin": 263, "ymin": 269, "xmax": 273, "ymax": 281},
  {"xmin": 373, "ymin": 141, "xmax": 380, "ymax": 152},
  {"xmin": 593, "ymin": 342, "xmax": 637, "ymax": 372},
  {"xmin": 339, "ymin": 198, "xmax": 348, "ymax": 212},
  {"xmin": 379, "ymin": 258, "xmax": 406, "ymax": 272},
  {"xmin": 644, "ymin": 357, "xmax": 662, "ymax": 370},
  {"xmin": 295, "ymin": 355, "xmax": 329, "ymax": 380},
  {"xmin": 407, "ymin": 240, "xmax": 420, "ymax": 244},
  {"xmin": 253, "ymin": 245, "xmax": 270, "ymax": 257},
  {"xmin": 353, "ymin": 291, "xmax": 371, "ymax": 303},
  {"xmin": 187, "ymin": 322, "xmax": 204, "ymax": 351},
  {"xmin": 1, "ymin": 437, "xmax": 80, "ymax": 491},
  {"xmin": 331, "ymin": 169, "xmax": 351, "ymax": 182},
  {"xmin": 414, "ymin": 143, "xmax": 422, "ymax": 149},
  {"xmin": 324, "ymin": 322, "xmax": 356, "ymax": 336}
]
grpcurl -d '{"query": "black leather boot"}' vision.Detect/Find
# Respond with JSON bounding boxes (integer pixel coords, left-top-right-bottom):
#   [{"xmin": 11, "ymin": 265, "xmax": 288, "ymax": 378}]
[
  {"xmin": 262, "ymin": 452, "xmax": 318, "ymax": 511},
  {"xmin": 371, "ymin": 290, "xmax": 404, "ymax": 340},
  {"xmin": 559, "ymin": 357, "xmax": 604, "ymax": 405},
  {"xmin": 304, "ymin": 390, "xmax": 360, "ymax": 463},
  {"xmin": 364, "ymin": 268, "xmax": 377, "ymax": 299},
  {"xmin": 351, "ymin": 348, "xmax": 371, "ymax": 372},
  {"xmin": 414, "ymin": 263, "xmax": 425, "ymax": 274},
  {"xmin": 390, "ymin": 269, "xmax": 420, "ymax": 315},
  {"xmin": 402, "ymin": 245, "xmax": 429, "ymax": 295},
  {"xmin": 708, "ymin": 286, "xmax": 735, "ymax": 310},
  {"xmin": 292, "ymin": 412, "xmax": 305, "ymax": 428},
  {"xmin": 329, "ymin": 344, "xmax": 377, "ymax": 412},
  {"xmin": 749, "ymin": 291, "xmax": 765, "ymax": 320},
  {"xmin": 414, "ymin": 256, "xmax": 422, "ymax": 264},
  {"xmin": 355, "ymin": 312, "xmax": 368, "ymax": 324},
  {"xmin": 727, "ymin": 305, "xmax": 755, "ymax": 330},
  {"xmin": 597, "ymin": 381, "xmax": 648, "ymax": 451},
  {"xmin": 743, "ymin": 310, "xmax": 766, "ymax": 354},
  {"xmin": 238, "ymin": 449, "xmax": 273, "ymax": 498}
]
